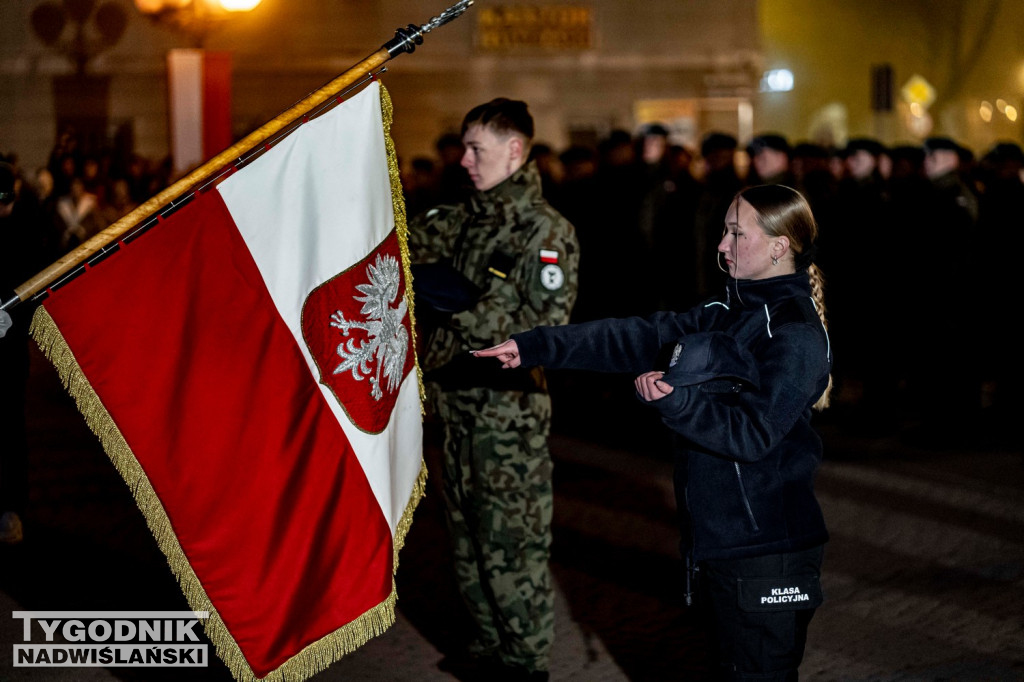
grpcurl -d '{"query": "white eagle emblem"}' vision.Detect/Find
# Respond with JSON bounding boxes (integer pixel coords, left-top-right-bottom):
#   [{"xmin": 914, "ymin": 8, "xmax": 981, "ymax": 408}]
[{"xmin": 329, "ymin": 254, "xmax": 409, "ymax": 401}]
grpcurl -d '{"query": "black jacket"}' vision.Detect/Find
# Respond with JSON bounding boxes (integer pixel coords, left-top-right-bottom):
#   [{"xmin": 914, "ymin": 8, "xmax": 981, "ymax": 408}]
[{"xmin": 513, "ymin": 272, "xmax": 831, "ymax": 561}]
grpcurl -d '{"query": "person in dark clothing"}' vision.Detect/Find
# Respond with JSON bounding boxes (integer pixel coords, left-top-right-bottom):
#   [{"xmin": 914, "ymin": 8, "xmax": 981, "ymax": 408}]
[
  {"xmin": 634, "ymin": 123, "xmax": 672, "ymax": 258},
  {"xmin": 528, "ymin": 142, "xmax": 563, "ymax": 204},
  {"xmin": 554, "ymin": 145, "xmax": 603, "ymax": 324},
  {"xmin": 789, "ymin": 142, "xmax": 839, "ymax": 251},
  {"xmin": 911, "ymin": 137, "xmax": 981, "ymax": 438},
  {"xmin": 882, "ymin": 144, "xmax": 931, "ymax": 423},
  {"xmin": 588, "ymin": 130, "xmax": 646, "ymax": 319},
  {"xmin": 887, "ymin": 144, "xmax": 925, "ymax": 182},
  {"xmin": 635, "ymin": 123, "xmax": 699, "ymax": 315},
  {"xmin": 0, "ymin": 160, "xmax": 51, "ymax": 543},
  {"xmin": 402, "ymin": 156, "xmax": 440, "ymax": 220},
  {"xmin": 790, "ymin": 143, "xmax": 837, "ymax": 208},
  {"xmin": 694, "ymin": 132, "xmax": 742, "ymax": 301},
  {"xmin": 652, "ymin": 143, "xmax": 702, "ymax": 313},
  {"xmin": 476, "ymin": 184, "xmax": 833, "ymax": 681},
  {"xmin": 746, "ymin": 133, "xmax": 794, "ymax": 187},
  {"xmin": 434, "ymin": 132, "xmax": 470, "ymax": 205},
  {"xmin": 827, "ymin": 137, "xmax": 893, "ymax": 426},
  {"xmin": 974, "ymin": 142, "xmax": 1024, "ymax": 438}
]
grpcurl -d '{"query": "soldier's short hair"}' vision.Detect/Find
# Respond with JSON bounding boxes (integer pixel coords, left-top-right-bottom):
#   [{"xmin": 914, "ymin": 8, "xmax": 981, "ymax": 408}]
[{"xmin": 461, "ymin": 98, "xmax": 534, "ymax": 141}]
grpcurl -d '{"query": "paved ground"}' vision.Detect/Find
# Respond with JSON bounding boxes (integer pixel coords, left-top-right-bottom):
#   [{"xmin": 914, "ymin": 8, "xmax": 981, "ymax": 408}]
[{"xmin": 1, "ymin": 351, "xmax": 1023, "ymax": 681}]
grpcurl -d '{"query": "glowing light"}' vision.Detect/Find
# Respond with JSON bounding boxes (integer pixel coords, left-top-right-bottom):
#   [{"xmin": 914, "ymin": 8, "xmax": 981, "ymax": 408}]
[
  {"xmin": 760, "ymin": 69, "xmax": 794, "ymax": 93},
  {"xmin": 219, "ymin": 0, "xmax": 261, "ymax": 10},
  {"xmin": 996, "ymin": 98, "xmax": 1008, "ymax": 112},
  {"xmin": 980, "ymin": 101, "xmax": 993, "ymax": 122},
  {"xmin": 135, "ymin": 0, "xmax": 260, "ymax": 13},
  {"xmin": 134, "ymin": 0, "xmax": 190, "ymax": 11},
  {"xmin": 1007, "ymin": 106, "xmax": 1018, "ymax": 122},
  {"xmin": 904, "ymin": 108, "xmax": 933, "ymax": 137},
  {"xmin": 901, "ymin": 75, "xmax": 936, "ymax": 108}
]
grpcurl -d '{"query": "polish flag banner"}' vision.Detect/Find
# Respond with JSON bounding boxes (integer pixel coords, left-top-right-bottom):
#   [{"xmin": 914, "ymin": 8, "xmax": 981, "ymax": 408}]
[{"xmin": 30, "ymin": 81, "xmax": 425, "ymax": 682}]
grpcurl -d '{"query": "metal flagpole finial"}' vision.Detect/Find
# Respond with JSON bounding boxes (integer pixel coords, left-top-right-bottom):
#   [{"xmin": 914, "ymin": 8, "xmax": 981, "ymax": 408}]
[
  {"xmin": 383, "ymin": 0, "xmax": 474, "ymax": 57},
  {"xmin": 422, "ymin": 0, "xmax": 474, "ymax": 32}
]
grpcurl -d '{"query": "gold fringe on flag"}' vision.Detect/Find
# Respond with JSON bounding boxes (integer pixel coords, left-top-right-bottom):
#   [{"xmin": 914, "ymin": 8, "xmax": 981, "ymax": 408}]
[
  {"xmin": 381, "ymin": 84, "xmax": 427, "ymax": 412},
  {"xmin": 28, "ymin": 80, "xmax": 429, "ymax": 682},
  {"xmin": 379, "ymin": 82, "xmax": 430, "ymax": 568}
]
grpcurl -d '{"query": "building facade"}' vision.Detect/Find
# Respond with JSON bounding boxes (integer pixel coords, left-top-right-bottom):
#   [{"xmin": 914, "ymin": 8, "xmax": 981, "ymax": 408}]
[
  {"xmin": 3, "ymin": 0, "xmax": 1022, "ymax": 176},
  {"xmin": 1, "ymin": 0, "xmax": 761, "ymax": 173}
]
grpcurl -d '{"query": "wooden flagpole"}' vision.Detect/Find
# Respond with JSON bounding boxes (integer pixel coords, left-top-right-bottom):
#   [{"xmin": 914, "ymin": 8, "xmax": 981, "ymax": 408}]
[{"xmin": 1, "ymin": 0, "xmax": 472, "ymax": 315}]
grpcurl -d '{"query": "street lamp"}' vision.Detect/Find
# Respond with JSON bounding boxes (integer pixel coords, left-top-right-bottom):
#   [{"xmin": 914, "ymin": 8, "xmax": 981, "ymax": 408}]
[
  {"xmin": 132, "ymin": 0, "xmax": 263, "ymax": 176},
  {"xmin": 133, "ymin": 0, "xmax": 262, "ymax": 46}
]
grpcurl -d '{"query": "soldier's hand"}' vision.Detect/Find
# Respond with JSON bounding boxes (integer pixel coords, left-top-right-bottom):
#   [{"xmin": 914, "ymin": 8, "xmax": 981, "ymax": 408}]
[
  {"xmin": 635, "ymin": 371, "xmax": 674, "ymax": 402},
  {"xmin": 471, "ymin": 339, "xmax": 521, "ymax": 369}
]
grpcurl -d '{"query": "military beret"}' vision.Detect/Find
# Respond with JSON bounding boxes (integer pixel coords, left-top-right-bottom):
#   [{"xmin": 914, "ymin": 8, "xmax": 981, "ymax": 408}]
[
  {"xmin": 845, "ymin": 137, "xmax": 886, "ymax": 157},
  {"xmin": 701, "ymin": 132, "xmax": 737, "ymax": 157},
  {"xmin": 923, "ymin": 136, "xmax": 960, "ymax": 154},
  {"xmin": 747, "ymin": 133, "xmax": 791, "ymax": 157},
  {"xmin": 640, "ymin": 122, "xmax": 670, "ymax": 137},
  {"xmin": 791, "ymin": 142, "xmax": 829, "ymax": 159},
  {"xmin": 888, "ymin": 144, "xmax": 924, "ymax": 163},
  {"xmin": 987, "ymin": 142, "xmax": 1024, "ymax": 164}
]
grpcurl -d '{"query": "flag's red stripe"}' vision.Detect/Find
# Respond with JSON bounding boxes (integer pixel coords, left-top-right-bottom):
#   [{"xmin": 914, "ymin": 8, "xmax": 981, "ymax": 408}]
[
  {"xmin": 43, "ymin": 191, "xmax": 393, "ymax": 676},
  {"xmin": 201, "ymin": 51, "xmax": 232, "ymax": 161}
]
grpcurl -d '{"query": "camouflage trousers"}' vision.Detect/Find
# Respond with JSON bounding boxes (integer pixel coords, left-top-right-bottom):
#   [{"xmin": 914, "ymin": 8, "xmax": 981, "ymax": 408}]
[{"xmin": 436, "ymin": 387, "xmax": 555, "ymax": 672}]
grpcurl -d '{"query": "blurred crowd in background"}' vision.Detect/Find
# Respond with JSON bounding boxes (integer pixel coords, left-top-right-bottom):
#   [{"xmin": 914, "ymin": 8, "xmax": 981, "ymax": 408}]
[
  {"xmin": 4, "ymin": 122, "xmax": 1022, "ymax": 447},
  {"xmin": 1, "ymin": 129, "xmax": 173, "ymax": 262},
  {"xmin": 400, "ymin": 125, "xmax": 1023, "ymax": 447}
]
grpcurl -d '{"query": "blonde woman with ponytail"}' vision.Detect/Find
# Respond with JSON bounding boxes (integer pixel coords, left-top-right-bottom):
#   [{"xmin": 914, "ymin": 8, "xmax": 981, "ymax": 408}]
[{"xmin": 475, "ymin": 183, "xmax": 833, "ymax": 680}]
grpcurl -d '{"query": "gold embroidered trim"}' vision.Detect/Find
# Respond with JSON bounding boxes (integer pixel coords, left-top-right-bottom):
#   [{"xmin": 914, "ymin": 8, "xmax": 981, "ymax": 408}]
[
  {"xmin": 380, "ymin": 83, "xmax": 427, "ymax": 412},
  {"xmin": 27, "ymin": 81, "xmax": 429, "ymax": 682}
]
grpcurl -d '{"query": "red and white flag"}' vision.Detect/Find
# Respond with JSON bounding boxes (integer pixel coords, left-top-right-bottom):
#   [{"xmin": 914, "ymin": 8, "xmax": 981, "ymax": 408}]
[
  {"xmin": 167, "ymin": 48, "xmax": 234, "ymax": 177},
  {"xmin": 31, "ymin": 81, "xmax": 424, "ymax": 681}
]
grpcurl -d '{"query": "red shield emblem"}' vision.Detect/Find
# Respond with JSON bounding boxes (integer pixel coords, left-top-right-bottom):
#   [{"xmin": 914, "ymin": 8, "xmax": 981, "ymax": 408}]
[{"xmin": 301, "ymin": 230, "xmax": 415, "ymax": 434}]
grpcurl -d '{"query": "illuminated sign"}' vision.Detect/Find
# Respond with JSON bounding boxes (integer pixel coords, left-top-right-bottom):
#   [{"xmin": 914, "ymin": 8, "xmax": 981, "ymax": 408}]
[{"xmin": 477, "ymin": 5, "xmax": 593, "ymax": 50}]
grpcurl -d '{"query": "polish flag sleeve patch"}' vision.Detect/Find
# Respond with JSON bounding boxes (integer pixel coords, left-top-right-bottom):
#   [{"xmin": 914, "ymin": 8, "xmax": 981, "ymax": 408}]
[{"xmin": 539, "ymin": 249, "xmax": 559, "ymax": 264}]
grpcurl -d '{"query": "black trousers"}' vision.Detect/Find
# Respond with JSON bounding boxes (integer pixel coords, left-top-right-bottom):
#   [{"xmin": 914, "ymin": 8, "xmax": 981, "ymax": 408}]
[{"xmin": 696, "ymin": 545, "xmax": 825, "ymax": 682}]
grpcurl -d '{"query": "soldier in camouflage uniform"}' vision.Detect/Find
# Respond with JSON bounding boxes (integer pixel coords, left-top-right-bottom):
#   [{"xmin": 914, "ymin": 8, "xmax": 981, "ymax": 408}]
[{"xmin": 408, "ymin": 99, "xmax": 578, "ymax": 682}]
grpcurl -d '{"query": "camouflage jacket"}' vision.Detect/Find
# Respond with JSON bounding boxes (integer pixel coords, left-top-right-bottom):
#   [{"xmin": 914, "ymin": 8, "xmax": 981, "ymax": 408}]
[{"xmin": 408, "ymin": 161, "xmax": 579, "ymax": 388}]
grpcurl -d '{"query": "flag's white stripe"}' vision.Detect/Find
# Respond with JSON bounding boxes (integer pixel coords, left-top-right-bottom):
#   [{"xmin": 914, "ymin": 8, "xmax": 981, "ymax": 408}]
[{"xmin": 217, "ymin": 82, "xmax": 420, "ymax": 536}]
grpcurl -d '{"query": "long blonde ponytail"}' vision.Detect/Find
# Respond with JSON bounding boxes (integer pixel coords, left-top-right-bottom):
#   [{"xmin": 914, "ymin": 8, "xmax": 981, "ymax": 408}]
[
  {"xmin": 807, "ymin": 263, "xmax": 832, "ymax": 411},
  {"xmin": 739, "ymin": 184, "xmax": 833, "ymax": 411}
]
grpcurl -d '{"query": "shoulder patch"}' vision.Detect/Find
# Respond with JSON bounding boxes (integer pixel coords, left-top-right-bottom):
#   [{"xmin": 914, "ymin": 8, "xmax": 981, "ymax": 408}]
[{"xmin": 539, "ymin": 263, "xmax": 565, "ymax": 291}]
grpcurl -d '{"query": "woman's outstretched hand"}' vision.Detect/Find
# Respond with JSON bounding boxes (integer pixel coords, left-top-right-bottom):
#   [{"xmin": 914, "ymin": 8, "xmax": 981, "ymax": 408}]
[
  {"xmin": 471, "ymin": 339, "xmax": 522, "ymax": 369},
  {"xmin": 635, "ymin": 371, "xmax": 674, "ymax": 402}
]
